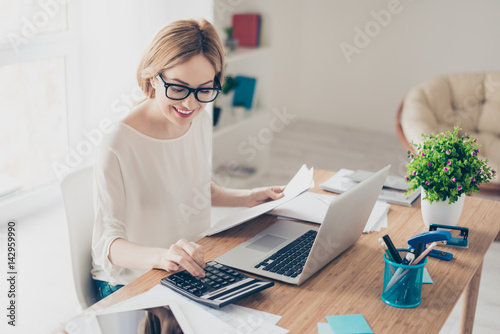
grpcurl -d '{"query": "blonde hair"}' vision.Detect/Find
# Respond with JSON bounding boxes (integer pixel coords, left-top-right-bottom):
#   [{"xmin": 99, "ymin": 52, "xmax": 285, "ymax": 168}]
[{"xmin": 137, "ymin": 19, "xmax": 225, "ymax": 100}]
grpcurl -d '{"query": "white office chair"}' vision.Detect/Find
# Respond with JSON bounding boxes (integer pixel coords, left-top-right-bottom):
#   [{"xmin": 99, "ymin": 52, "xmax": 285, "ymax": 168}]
[{"xmin": 60, "ymin": 165, "xmax": 97, "ymax": 309}]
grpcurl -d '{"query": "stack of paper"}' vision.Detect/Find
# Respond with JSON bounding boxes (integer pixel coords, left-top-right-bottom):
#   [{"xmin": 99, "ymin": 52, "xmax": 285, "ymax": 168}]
[
  {"xmin": 68, "ymin": 285, "xmax": 288, "ymax": 334},
  {"xmin": 267, "ymin": 192, "xmax": 390, "ymax": 233},
  {"xmin": 319, "ymin": 169, "xmax": 420, "ymax": 206},
  {"xmin": 318, "ymin": 314, "xmax": 373, "ymax": 334}
]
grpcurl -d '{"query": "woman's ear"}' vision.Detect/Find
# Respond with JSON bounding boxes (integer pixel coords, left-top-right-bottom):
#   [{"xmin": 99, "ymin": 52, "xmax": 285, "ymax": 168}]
[{"xmin": 150, "ymin": 77, "xmax": 156, "ymax": 89}]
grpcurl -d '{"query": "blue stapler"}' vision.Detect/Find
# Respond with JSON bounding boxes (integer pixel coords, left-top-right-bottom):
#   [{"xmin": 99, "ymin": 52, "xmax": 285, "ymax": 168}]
[
  {"xmin": 408, "ymin": 230, "xmax": 454, "ymax": 261},
  {"xmin": 429, "ymin": 224, "xmax": 469, "ymax": 248}
]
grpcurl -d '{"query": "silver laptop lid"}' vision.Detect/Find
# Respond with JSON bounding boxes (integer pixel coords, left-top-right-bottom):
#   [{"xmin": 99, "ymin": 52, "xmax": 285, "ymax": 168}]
[{"xmin": 298, "ymin": 165, "xmax": 390, "ymax": 284}]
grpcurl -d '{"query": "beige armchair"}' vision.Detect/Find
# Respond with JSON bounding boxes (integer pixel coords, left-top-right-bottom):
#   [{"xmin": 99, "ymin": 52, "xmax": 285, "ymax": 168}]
[{"xmin": 396, "ymin": 72, "xmax": 500, "ymax": 195}]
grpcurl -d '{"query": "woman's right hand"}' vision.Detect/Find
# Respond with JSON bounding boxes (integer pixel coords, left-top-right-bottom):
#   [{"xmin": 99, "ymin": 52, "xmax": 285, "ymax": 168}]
[{"xmin": 157, "ymin": 239, "xmax": 206, "ymax": 277}]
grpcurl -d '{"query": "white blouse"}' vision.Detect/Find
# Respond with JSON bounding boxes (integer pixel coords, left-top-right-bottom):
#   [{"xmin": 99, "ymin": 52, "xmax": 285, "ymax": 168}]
[{"xmin": 91, "ymin": 110, "xmax": 212, "ymax": 286}]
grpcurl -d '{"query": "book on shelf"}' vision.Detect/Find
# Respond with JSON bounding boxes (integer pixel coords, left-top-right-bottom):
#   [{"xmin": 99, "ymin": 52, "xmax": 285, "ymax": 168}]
[
  {"xmin": 231, "ymin": 13, "xmax": 261, "ymax": 47},
  {"xmin": 232, "ymin": 76, "xmax": 257, "ymax": 110},
  {"xmin": 319, "ymin": 169, "xmax": 420, "ymax": 206}
]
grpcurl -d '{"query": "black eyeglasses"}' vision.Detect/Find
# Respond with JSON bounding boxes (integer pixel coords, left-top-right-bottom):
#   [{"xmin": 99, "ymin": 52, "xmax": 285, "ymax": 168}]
[{"xmin": 157, "ymin": 73, "xmax": 222, "ymax": 103}]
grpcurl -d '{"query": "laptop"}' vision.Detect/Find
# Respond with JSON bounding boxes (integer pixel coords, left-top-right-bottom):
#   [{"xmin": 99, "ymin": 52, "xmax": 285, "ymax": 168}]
[{"xmin": 215, "ymin": 165, "xmax": 390, "ymax": 285}]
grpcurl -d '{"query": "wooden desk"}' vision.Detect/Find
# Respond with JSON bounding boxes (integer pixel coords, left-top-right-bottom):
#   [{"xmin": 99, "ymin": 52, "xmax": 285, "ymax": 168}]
[{"xmin": 86, "ymin": 170, "xmax": 500, "ymax": 334}]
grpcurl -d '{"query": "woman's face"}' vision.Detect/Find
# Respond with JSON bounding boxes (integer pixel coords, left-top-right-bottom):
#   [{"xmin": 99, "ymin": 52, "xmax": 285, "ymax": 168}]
[{"xmin": 153, "ymin": 54, "xmax": 216, "ymax": 130}]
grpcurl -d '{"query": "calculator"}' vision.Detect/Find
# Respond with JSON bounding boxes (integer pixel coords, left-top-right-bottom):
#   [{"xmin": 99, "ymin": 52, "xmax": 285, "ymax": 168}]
[{"xmin": 160, "ymin": 261, "xmax": 274, "ymax": 308}]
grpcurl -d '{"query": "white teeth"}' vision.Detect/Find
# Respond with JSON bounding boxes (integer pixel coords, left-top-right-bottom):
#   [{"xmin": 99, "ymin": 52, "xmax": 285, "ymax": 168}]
[{"xmin": 175, "ymin": 107, "xmax": 194, "ymax": 115}]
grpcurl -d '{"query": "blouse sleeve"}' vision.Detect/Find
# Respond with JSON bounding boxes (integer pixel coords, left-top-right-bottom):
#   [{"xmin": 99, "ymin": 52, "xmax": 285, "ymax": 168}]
[{"xmin": 92, "ymin": 145, "xmax": 128, "ymax": 278}]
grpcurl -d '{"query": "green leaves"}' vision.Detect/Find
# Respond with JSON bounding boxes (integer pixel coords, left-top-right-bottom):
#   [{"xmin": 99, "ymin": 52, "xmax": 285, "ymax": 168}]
[{"xmin": 405, "ymin": 127, "xmax": 495, "ymax": 204}]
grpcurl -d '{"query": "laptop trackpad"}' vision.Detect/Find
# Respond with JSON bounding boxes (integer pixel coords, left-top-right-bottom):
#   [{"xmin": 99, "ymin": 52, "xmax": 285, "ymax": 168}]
[{"xmin": 245, "ymin": 234, "xmax": 288, "ymax": 252}]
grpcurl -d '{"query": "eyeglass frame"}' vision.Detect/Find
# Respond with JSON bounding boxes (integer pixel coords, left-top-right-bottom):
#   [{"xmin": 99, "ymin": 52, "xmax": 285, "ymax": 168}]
[{"xmin": 156, "ymin": 73, "xmax": 222, "ymax": 103}]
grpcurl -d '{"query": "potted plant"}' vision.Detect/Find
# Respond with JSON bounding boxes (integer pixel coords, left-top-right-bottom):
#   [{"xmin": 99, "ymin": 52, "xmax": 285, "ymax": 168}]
[
  {"xmin": 405, "ymin": 127, "xmax": 496, "ymax": 226},
  {"xmin": 224, "ymin": 27, "xmax": 238, "ymax": 52},
  {"xmin": 221, "ymin": 75, "xmax": 238, "ymax": 95}
]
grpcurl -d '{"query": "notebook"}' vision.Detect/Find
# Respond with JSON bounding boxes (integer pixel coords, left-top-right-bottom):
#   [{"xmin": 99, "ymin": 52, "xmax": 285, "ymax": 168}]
[
  {"xmin": 215, "ymin": 165, "xmax": 390, "ymax": 285},
  {"xmin": 319, "ymin": 169, "xmax": 420, "ymax": 206}
]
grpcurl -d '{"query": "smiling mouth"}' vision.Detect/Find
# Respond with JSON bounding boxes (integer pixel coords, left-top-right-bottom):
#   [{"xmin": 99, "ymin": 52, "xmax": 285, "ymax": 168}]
[{"xmin": 173, "ymin": 106, "xmax": 195, "ymax": 117}]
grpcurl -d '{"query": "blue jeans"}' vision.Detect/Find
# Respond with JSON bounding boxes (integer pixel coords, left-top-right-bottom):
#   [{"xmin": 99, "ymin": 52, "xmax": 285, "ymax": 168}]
[{"xmin": 94, "ymin": 279, "xmax": 124, "ymax": 301}]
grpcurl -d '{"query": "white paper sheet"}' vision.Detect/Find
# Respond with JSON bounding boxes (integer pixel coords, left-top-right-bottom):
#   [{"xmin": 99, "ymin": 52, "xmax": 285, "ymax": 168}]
[
  {"xmin": 362, "ymin": 201, "xmax": 390, "ymax": 233},
  {"xmin": 204, "ymin": 165, "xmax": 314, "ymax": 236},
  {"xmin": 267, "ymin": 192, "xmax": 336, "ymax": 224},
  {"xmin": 95, "ymin": 284, "xmax": 288, "ymax": 334}
]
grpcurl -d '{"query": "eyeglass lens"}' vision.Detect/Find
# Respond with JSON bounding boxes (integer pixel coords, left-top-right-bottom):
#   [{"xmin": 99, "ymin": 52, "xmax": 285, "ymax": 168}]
[{"xmin": 166, "ymin": 85, "xmax": 218, "ymax": 102}]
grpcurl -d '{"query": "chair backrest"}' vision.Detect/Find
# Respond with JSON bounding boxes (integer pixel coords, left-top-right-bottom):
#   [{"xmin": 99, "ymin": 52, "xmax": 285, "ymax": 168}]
[{"xmin": 60, "ymin": 166, "xmax": 97, "ymax": 309}]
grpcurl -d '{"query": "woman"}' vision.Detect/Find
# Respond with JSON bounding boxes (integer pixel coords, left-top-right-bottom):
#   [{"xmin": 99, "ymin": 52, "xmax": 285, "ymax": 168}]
[{"xmin": 91, "ymin": 19, "xmax": 284, "ymax": 300}]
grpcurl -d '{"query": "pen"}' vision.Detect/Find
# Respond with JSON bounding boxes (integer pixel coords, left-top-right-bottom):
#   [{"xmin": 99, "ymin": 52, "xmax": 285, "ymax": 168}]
[
  {"xmin": 401, "ymin": 252, "xmax": 415, "ymax": 265},
  {"xmin": 382, "ymin": 234, "xmax": 403, "ymax": 264},
  {"xmin": 384, "ymin": 242, "xmax": 437, "ymax": 292},
  {"xmin": 378, "ymin": 237, "xmax": 395, "ymax": 262},
  {"xmin": 386, "ymin": 253, "xmax": 414, "ymax": 289},
  {"xmin": 414, "ymin": 242, "xmax": 425, "ymax": 258}
]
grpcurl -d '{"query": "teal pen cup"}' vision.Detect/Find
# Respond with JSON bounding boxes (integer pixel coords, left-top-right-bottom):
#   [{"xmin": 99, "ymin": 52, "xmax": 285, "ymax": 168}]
[{"xmin": 381, "ymin": 249, "xmax": 427, "ymax": 308}]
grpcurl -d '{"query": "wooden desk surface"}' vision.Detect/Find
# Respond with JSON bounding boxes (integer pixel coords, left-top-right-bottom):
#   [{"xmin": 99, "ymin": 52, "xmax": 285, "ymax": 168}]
[{"xmin": 87, "ymin": 170, "xmax": 500, "ymax": 333}]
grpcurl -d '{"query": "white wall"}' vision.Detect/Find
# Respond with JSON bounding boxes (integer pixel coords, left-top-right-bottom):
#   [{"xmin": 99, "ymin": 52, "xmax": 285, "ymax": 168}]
[{"xmin": 272, "ymin": 0, "xmax": 500, "ymax": 135}]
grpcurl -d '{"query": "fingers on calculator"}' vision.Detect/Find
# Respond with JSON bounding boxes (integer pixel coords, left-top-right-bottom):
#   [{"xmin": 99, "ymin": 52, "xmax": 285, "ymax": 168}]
[{"xmin": 166, "ymin": 240, "xmax": 206, "ymax": 277}]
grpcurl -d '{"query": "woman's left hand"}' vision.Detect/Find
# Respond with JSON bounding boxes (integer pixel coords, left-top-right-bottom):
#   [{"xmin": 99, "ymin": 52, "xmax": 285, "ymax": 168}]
[{"xmin": 247, "ymin": 186, "xmax": 285, "ymax": 207}]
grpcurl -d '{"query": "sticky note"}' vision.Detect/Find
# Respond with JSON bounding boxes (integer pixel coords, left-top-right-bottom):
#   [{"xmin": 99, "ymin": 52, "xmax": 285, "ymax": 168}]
[
  {"xmin": 422, "ymin": 268, "xmax": 434, "ymax": 284},
  {"xmin": 318, "ymin": 322, "xmax": 335, "ymax": 334},
  {"xmin": 326, "ymin": 314, "xmax": 373, "ymax": 334}
]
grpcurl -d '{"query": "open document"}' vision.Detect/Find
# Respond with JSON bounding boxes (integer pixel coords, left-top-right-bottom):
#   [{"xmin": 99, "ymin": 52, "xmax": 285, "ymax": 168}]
[{"xmin": 203, "ymin": 165, "xmax": 314, "ymax": 236}]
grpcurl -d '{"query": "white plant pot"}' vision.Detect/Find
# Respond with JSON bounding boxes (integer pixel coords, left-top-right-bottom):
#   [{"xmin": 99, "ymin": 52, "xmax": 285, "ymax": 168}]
[{"xmin": 420, "ymin": 188, "xmax": 465, "ymax": 227}]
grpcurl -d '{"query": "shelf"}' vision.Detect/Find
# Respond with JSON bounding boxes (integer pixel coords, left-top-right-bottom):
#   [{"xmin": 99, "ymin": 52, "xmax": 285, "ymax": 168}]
[{"xmin": 225, "ymin": 47, "xmax": 270, "ymax": 64}]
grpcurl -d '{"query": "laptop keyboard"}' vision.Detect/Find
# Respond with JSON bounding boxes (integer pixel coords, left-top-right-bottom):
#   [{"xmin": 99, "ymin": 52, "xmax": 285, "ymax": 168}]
[
  {"xmin": 254, "ymin": 230, "xmax": 317, "ymax": 278},
  {"xmin": 161, "ymin": 261, "xmax": 274, "ymax": 308}
]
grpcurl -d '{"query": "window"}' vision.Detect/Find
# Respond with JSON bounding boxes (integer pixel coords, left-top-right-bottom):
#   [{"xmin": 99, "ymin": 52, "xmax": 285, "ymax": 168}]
[
  {"xmin": 0, "ymin": 0, "xmax": 75, "ymax": 198},
  {"xmin": 0, "ymin": 0, "xmax": 214, "ymax": 214}
]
